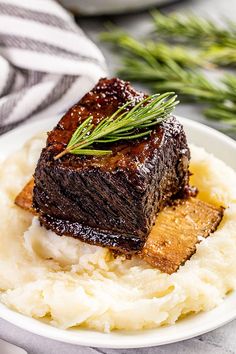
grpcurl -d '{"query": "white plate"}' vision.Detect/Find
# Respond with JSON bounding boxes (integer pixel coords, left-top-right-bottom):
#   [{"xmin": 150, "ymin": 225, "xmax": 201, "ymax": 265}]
[
  {"xmin": 59, "ymin": 0, "xmax": 174, "ymax": 15},
  {"xmin": 0, "ymin": 116, "xmax": 236, "ymax": 348}
]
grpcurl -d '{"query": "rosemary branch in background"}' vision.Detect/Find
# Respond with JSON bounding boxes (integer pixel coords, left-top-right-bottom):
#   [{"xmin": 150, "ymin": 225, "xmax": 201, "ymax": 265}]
[
  {"xmin": 152, "ymin": 11, "xmax": 236, "ymax": 66},
  {"xmin": 100, "ymin": 14, "xmax": 236, "ymax": 129},
  {"xmin": 54, "ymin": 93, "xmax": 178, "ymax": 159},
  {"xmin": 101, "ymin": 27, "xmax": 210, "ymax": 69},
  {"xmin": 152, "ymin": 11, "xmax": 236, "ymax": 47},
  {"xmin": 119, "ymin": 58, "xmax": 236, "ymax": 123}
]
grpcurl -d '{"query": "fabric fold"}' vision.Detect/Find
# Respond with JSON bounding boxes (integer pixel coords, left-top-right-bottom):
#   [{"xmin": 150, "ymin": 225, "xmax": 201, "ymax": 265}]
[{"xmin": 0, "ymin": 0, "xmax": 107, "ymax": 134}]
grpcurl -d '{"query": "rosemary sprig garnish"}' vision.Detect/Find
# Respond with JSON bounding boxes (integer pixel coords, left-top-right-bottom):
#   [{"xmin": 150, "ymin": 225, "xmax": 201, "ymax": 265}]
[{"xmin": 54, "ymin": 93, "xmax": 178, "ymax": 160}]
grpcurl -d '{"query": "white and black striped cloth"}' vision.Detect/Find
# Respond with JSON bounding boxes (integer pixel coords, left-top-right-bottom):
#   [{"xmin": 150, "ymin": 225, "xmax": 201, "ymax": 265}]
[{"xmin": 0, "ymin": 0, "xmax": 107, "ymax": 134}]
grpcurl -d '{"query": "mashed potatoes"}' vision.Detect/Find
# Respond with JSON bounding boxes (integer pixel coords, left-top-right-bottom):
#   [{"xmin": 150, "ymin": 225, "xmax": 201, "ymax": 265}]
[{"xmin": 0, "ymin": 134, "xmax": 236, "ymax": 332}]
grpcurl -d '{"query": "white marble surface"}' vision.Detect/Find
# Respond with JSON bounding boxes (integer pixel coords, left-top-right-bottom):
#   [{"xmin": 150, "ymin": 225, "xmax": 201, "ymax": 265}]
[{"xmin": 1, "ymin": 0, "xmax": 236, "ymax": 353}]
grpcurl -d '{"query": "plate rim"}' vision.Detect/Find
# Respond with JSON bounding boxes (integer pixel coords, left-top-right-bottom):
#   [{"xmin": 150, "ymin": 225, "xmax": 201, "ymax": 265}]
[
  {"xmin": 0, "ymin": 115, "xmax": 236, "ymax": 348},
  {"xmin": 0, "ymin": 298, "xmax": 236, "ymax": 349}
]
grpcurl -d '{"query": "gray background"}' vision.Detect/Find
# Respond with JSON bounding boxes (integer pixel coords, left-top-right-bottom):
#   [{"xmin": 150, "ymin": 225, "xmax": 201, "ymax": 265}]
[{"xmin": 1, "ymin": 0, "xmax": 236, "ymax": 353}]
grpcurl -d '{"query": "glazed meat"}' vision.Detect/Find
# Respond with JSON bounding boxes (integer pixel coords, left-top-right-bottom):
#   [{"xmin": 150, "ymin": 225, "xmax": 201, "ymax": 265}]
[
  {"xmin": 33, "ymin": 78, "xmax": 191, "ymax": 253},
  {"xmin": 16, "ymin": 181, "xmax": 223, "ymax": 274}
]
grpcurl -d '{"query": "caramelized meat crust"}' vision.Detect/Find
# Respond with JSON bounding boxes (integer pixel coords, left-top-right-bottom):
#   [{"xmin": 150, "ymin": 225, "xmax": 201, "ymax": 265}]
[
  {"xmin": 15, "ymin": 181, "xmax": 223, "ymax": 273},
  {"xmin": 33, "ymin": 78, "xmax": 191, "ymax": 253}
]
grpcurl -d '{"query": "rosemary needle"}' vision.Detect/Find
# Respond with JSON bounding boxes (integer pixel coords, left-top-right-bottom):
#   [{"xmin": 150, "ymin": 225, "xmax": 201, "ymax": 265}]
[{"xmin": 54, "ymin": 93, "xmax": 178, "ymax": 160}]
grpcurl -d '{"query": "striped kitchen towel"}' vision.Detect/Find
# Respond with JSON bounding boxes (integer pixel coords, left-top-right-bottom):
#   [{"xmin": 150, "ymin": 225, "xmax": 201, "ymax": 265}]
[{"xmin": 0, "ymin": 0, "xmax": 107, "ymax": 134}]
